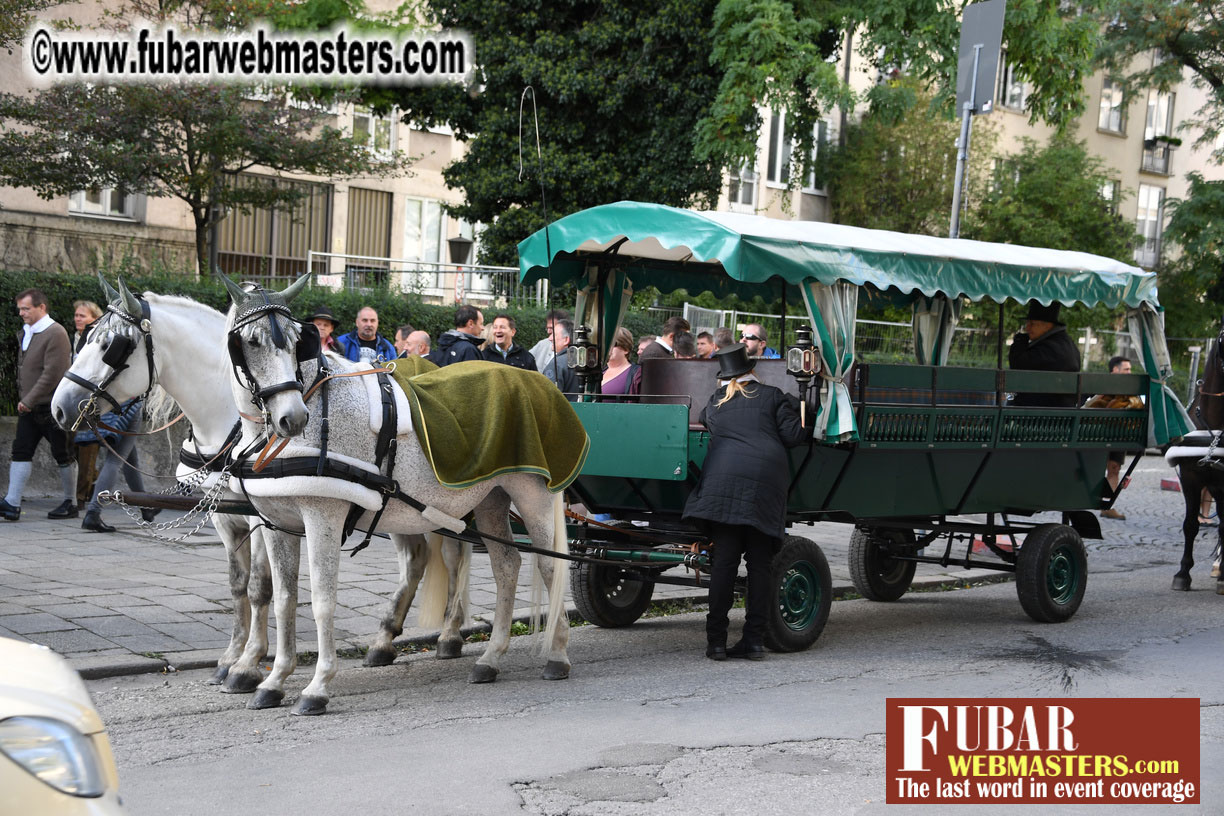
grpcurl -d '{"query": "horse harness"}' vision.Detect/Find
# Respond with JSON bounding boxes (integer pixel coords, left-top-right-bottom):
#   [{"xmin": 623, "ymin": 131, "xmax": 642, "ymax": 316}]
[
  {"xmin": 226, "ymin": 291, "xmax": 457, "ymax": 552},
  {"xmin": 64, "ymin": 297, "xmax": 157, "ymax": 419}
]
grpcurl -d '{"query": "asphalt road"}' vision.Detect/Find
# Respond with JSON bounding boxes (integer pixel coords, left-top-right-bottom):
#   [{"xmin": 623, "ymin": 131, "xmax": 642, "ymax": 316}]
[{"xmin": 90, "ymin": 504, "xmax": 1223, "ymax": 816}]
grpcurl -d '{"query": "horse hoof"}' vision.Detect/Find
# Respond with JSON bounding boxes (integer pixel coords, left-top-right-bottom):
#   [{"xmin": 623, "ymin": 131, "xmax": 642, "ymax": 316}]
[
  {"xmin": 469, "ymin": 664, "xmax": 498, "ymax": 684},
  {"xmin": 542, "ymin": 660, "xmax": 570, "ymax": 681},
  {"xmin": 221, "ymin": 669, "xmax": 262, "ymax": 694},
  {"xmin": 248, "ymin": 688, "xmax": 284, "ymax": 710},
  {"xmin": 1171, "ymin": 576, "xmax": 1191, "ymax": 592},
  {"xmin": 363, "ymin": 648, "xmax": 396, "ymax": 667},
  {"xmin": 435, "ymin": 638, "xmax": 463, "ymax": 660},
  {"xmin": 290, "ymin": 695, "xmax": 328, "ymax": 716},
  {"xmin": 205, "ymin": 664, "xmax": 230, "ymax": 685}
]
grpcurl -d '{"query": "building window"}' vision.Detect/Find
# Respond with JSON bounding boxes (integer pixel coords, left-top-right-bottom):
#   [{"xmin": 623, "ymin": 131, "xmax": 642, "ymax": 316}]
[
  {"xmin": 1099, "ymin": 179, "xmax": 1119, "ymax": 213},
  {"xmin": 996, "ymin": 53, "xmax": 1028, "ymax": 111},
  {"xmin": 1134, "ymin": 183, "xmax": 1164, "ymax": 268},
  {"xmin": 353, "ymin": 105, "xmax": 395, "ymax": 156},
  {"xmin": 728, "ymin": 163, "xmax": 757, "ymax": 209},
  {"xmin": 803, "ymin": 120, "xmax": 830, "ymax": 193},
  {"xmin": 766, "ymin": 111, "xmax": 791, "ymax": 186},
  {"xmin": 1141, "ymin": 90, "xmax": 1175, "ymax": 174},
  {"xmin": 1098, "ymin": 77, "xmax": 1126, "ymax": 133},
  {"xmin": 69, "ymin": 187, "xmax": 134, "ymax": 219},
  {"xmin": 345, "ymin": 187, "xmax": 393, "ymax": 283},
  {"xmin": 404, "ymin": 197, "xmax": 446, "ymax": 287},
  {"xmin": 216, "ymin": 176, "xmax": 332, "ymax": 284}
]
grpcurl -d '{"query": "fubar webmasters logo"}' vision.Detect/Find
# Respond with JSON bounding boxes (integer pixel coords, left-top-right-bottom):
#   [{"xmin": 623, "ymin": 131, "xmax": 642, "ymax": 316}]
[{"xmin": 885, "ymin": 698, "xmax": 1199, "ymax": 805}]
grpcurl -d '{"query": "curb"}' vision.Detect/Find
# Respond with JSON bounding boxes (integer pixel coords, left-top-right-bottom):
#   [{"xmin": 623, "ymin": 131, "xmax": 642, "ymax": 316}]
[{"xmin": 72, "ymin": 571, "xmax": 1013, "ymax": 682}]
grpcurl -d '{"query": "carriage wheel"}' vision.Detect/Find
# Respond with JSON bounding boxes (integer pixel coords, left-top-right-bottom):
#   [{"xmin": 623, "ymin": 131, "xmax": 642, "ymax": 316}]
[
  {"xmin": 1016, "ymin": 524, "xmax": 1087, "ymax": 623},
  {"xmin": 571, "ymin": 562, "xmax": 655, "ymax": 628},
  {"xmin": 763, "ymin": 535, "xmax": 833, "ymax": 653},
  {"xmin": 848, "ymin": 527, "xmax": 917, "ymax": 602}
]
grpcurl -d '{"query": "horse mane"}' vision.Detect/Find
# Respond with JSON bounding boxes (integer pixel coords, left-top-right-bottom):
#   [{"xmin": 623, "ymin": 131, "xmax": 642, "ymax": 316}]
[
  {"xmin": 143, "ymin": 384, "xmax": 180, "ymax": 429},
  {"xmin": 234, "ymin": 309, "xmax": 302, "ymax": 349},
  {"xmin": 1191, "ymin": 328, "xmax": 1224, "ymax": 432}
]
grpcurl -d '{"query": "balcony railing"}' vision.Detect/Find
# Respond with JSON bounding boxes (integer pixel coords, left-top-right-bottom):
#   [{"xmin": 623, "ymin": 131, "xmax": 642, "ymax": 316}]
[{"xmin": 1141, "ymin": 141, "xmax": 1173, "ymax": 174}]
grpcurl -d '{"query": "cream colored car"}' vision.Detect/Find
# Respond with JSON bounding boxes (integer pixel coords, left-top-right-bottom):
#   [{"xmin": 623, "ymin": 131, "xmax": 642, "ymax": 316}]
[{"xmin": 0, "ymin": 637, "xmax": 124, "ymax": 815}]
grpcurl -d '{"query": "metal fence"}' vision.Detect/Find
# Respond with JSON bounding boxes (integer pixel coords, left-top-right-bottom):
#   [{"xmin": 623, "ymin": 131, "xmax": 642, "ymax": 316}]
[{"xmin": 302, "ymin": 252, "xmax": 548, "ymax": 308}]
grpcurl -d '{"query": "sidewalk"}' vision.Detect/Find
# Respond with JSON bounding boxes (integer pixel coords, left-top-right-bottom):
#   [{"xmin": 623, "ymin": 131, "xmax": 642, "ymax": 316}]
[{"xmin": 0, "ymin": 490, "xmax": 1088, "ymax": 680}]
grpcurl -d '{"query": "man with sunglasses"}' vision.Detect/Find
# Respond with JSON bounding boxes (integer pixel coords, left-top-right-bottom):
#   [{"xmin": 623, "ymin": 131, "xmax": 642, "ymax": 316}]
[
  {"xmin": 1, "ymin": 290, "xmax": 76, "ymax": 521},
  {"xmin": 740, "ymin": 323, "xmax": 780, "ymax": 359}
]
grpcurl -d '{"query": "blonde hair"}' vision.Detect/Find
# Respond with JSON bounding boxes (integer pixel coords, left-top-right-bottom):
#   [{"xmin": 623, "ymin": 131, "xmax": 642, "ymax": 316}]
[
  {"xmin": 73, "ymin": 300, "xmax": 103, "ymax": 320},
  {"xmin": 715, "ymin": 375, "xmax": 757, "ymax": 408}
]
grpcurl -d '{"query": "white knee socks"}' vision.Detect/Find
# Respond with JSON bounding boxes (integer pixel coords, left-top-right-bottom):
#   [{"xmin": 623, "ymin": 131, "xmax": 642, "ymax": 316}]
[
  {"xmin": 5, "ymin": 461, "xmax": 32, "ymax": 506},
  {"xmin": 60, "ymin": 463, "xmax": 77, "ymax": 504}
]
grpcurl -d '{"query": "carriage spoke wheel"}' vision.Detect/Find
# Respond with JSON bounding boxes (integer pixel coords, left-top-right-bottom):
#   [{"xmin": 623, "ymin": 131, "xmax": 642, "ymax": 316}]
[
  {"xmin": 571, "ymin": 561, "xmax": 655, "ymax": 628},
  {"xmin": 848, "ymin": 527, "xmax": 917, "ymax": 602},
  {"xmin": 1016, "ymin": 523, "xmax": 1086, "ymax": 623},
  {"xmin": 763, "ymin": 535, "xmax": 832, "ymax": 653}
]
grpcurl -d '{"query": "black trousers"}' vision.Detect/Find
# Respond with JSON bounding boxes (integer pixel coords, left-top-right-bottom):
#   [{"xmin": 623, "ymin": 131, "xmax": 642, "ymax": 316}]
[
  {"xmin": 12, "ymin": 404, "xmax": 71, "ymax": 465},
  {"xmin": 706, "ymin": 523, "xmax": 774, "ymax": 648}
]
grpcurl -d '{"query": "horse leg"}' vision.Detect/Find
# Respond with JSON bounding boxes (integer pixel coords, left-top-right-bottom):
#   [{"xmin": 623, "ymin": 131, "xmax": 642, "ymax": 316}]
[
  {"xmin": 1207, "ymin": 482, "xmax": 1224, "ymax": 596},
  {"xmin": 364, "ymin": 533, "xmax": 429, "ymax": 667},
  {"xmin": 435, "ymin": 535, "xmax": 470, "ymax": 659},
  {"xmin": 1174, "ymin": 466, "xmax": 1201, "ymax": 591},
  {"xmin": 249, "ymin": 530, "xmax": 301, "ymax": 710},
  {"xmin": 469, "ymin": 492, "xmax": 519, "ymax": 684},
  {"xmin": 293, "ymin": 503, "xmax": 346, "ymax": 715},
  {"xmin": 512, "ymin": 488, "xmax": 571, "ymax": 681},
  {"xmin": 224, "ymin": 525, "xmax": 275, "ymax": 694},
  {"xmin": 209, "ymin": 512, "xmax": 254, "ymax": 685}
]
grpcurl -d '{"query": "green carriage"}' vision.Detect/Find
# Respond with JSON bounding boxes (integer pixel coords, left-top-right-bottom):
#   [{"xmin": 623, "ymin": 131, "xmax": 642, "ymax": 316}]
[{"xmin": 518, "ymin": 202, "xmax": 1192, "ymax": 649}]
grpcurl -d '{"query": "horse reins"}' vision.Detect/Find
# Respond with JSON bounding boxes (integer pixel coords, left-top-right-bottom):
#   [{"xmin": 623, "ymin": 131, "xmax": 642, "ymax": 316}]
[{"xmin": 65, "ymin": 298, "xmax": 159, "ymax": 427}]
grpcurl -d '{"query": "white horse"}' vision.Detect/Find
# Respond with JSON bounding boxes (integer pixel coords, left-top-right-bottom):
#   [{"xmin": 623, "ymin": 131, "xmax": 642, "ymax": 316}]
[
  {"xmin": 220, "ymin": 274, "xmax": 574, "ymax": 715},
  {"xmin": 50, "ymin": 280, "xmax": 467, "ymax": 696}
]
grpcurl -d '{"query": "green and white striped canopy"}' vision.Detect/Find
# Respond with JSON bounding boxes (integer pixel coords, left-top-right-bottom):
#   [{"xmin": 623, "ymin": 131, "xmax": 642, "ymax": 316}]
[{"xmin": 518, "ymin": 202, "xmax": 1159, "ymax": 309}]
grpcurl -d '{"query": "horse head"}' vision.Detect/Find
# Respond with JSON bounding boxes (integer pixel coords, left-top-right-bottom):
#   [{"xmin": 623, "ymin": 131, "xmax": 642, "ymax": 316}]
[
  {"xmin": 52, "ymin": 274, "xmax": 156, "ymax": 431},
  {"xmin": 220, "ymin": 271, "xmax": 313, "ymax": 438}
]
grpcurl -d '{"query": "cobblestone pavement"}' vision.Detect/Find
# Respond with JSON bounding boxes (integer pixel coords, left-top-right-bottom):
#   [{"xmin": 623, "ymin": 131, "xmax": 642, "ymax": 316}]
[{"xmin": 0, "ymin": 454, "xmax": 1210, "ymax": 679}]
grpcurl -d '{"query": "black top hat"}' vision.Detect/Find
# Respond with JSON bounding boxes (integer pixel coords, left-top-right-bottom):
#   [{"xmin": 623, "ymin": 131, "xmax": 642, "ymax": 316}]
[
  {"xmin": 714, "ymin": 343, "xmax": 754, "ymax": 380},
  {"xmin": 1024, "ymin": 300, "xmax": 1063, "ymax": 325},
  {"xmin": 307, "ymin": 305, "xmax": 339, "ymax": 327}
]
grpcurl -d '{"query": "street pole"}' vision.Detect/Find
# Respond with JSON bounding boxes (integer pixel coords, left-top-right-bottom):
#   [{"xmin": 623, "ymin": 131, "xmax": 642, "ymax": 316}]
[{"xmin": 949, "ymin": 44, "xmax": 981, "ymax": 240}]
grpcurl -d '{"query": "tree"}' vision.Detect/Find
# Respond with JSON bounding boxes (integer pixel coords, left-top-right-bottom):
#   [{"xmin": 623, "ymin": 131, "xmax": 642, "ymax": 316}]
[
  {"xmin": 0, "ymin": 84, "xmax": 409, "ymax": 271},
  {"xmin": 695, "ymin": 0, "xmax": 1101, "ymax": 188},
  {"xmin": 824, "ymin": 82, "xmax": 997, "ymax": 237},
  {"xmin": 1, "ymin": 0, "xmax": 75, "ymax": 51},
  {"xmin": 1162, "ymin": 172, "xmax": 1224, "ymax": 336},
  {"xmin": 377, "ymin": 0, "xmax": 726, "ymax": 265}
]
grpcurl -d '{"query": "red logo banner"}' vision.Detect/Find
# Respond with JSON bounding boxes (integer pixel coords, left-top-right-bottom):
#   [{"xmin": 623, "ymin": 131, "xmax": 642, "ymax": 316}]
[{"xmin": 885, "ymin": 698, "xmax": 1199, "ymax": 805}]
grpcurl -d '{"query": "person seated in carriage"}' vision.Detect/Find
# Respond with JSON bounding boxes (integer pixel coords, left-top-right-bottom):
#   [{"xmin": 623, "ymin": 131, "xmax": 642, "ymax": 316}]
[{"xmin": 1008, "ymin": 300, "xmax": 1081, "ymax": 407}]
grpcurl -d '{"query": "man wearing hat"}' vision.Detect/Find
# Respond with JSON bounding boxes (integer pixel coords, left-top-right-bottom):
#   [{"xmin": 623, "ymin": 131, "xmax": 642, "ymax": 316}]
[
  {"xmin": 307, "ymin": 306, "xmax": 341, "ymax": 355},
  {"xmin": 1008, "ymin": 300, "xmax": 1081, "ymax": 407}
]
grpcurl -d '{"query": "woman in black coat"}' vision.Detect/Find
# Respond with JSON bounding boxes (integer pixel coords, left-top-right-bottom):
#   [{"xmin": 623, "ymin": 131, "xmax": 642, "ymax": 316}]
[{"xmin": 682, "ymin": 344, "xmax": 807, "ymax": 660}]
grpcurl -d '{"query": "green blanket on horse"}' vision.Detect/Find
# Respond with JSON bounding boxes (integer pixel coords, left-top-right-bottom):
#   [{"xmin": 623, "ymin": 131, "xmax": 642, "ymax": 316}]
[{"xmin": 394, "ymin": 361, "xmax": 589, "ymax": 492}]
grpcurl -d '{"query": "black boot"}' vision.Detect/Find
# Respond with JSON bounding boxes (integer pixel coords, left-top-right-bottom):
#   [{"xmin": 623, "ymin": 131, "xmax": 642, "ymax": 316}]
[
  {"xmin": 48, "ymin": 500, "xmax": 78, "ymax": 519},
  {"xmin": 141, "ymin": 507, "xmax": 162, "ymax": 523},
  {"xmin": 82, "ymin": 511, "xmax": 115, "ymax": 533},
  {"xmin": 706, "ymin": 643, "xmax": 727, "ymax": 661},
  {"xmin": 727, "ymin": 640, "xmax": 765, "ymax": 660}
]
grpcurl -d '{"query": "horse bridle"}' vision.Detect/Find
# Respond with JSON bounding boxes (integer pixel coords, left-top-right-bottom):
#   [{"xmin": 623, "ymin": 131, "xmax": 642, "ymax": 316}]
[
  {"xmin": 226, "ymin": 286, "xmax": 325, "ymax": 415},
  {"xmin": 64, "ymin": 298, "xmax": 157, "ymax": 419}
]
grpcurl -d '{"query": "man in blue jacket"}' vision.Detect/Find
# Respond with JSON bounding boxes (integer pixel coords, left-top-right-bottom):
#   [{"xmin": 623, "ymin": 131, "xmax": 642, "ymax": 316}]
[
  {"xmin": 481, "ymin": 314, "xmax": 537, "ymax": 370},
  {"xmin": 431, "ymin": 304, "xmax": 485, "ymax": 366},
  {"xmin": 336, "ymin": 306, "xmax": 396, "ymax": 363}
]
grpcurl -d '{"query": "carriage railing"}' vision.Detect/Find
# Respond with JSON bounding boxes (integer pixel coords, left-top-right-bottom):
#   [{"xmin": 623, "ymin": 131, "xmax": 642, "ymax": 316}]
[{"xmin": 854, "ymin": 364, "xmax": 1148, "ymax": 451}]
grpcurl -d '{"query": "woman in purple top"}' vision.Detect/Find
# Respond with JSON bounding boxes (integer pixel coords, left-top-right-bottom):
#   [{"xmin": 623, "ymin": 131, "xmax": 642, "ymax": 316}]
[{"xmin": 600, "ymin": 328, "xmax": 638, "ymax": 395}]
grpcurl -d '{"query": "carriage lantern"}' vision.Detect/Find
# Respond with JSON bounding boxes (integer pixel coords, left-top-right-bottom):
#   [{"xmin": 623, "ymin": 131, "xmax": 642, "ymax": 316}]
[
  {"xmin": 568, "ymin": 324, "xmax": 601, "ymax": 396},
  {"xmin": 786, "ymin": 327, "xmax": 821, "ymax": 426}
]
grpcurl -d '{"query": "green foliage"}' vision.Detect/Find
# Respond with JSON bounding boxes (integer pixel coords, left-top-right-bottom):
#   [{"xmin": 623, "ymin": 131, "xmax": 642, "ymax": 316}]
[
  {"xmin": 381, "ymin": 0, "xmax": 727, "ymax": 265},
  {"xmin": 1162, "ymin": 172, "xmax": 1224, "ymax": 337},
  {"xmin": 695, "ymin": 0, "xmax": 1100, "ymax": 187},
  {"xmin": 0, "ymin": 267, "xmax": 556, "ymax": 413},
  {"xmin": 1, "ymin": 0, "xmax": 75, "ymax": 50},
  {"xmin": 963, "ymin": 136, "xmax": 1135, "ymax": 261},
  {"xmin": 825, "ymin": 82, "xmax": 997, "ymax": 236}
]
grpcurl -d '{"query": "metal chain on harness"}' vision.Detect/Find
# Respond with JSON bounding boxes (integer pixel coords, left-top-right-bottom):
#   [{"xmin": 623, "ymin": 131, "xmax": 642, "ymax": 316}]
[{"xmin": 99, "ymin": 469, "xmax": 233, "ymax": 544}]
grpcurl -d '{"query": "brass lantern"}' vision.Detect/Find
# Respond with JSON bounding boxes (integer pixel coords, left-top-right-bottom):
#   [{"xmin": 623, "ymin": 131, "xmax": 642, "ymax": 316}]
[{"xmin": 786, "ymin": 327, "xmax": 821, "ymax": 425}]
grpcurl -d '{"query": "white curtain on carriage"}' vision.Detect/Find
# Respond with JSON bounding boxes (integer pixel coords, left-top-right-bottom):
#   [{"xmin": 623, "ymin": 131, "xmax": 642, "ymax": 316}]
[
  {"xmin": 912, "ymin": 294, "xmax": 963, "ymax": 366},
  {"xmin": 1127, "ymin": 304, "xmax": 1194, "ymax": 446},
  {"xmin": 801, "ymin": 280, "xmax": 858, "ymax": 442},
  {"xmin": 574, "ymin": 264, "xmax": 634, "ymax": 365}
]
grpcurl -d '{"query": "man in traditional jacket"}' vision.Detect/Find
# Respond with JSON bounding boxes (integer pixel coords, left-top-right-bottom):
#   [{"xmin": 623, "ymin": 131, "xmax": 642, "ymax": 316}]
[{"xmin": 1008, "ymin": 300, "xmax": 1081, "ymax": 407}]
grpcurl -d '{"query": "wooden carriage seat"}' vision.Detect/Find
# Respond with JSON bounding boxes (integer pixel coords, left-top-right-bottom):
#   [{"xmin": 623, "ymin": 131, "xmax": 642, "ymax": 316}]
[{"xmin": 639, "ymin": 358, "xmax": 802, "ymax": 427}]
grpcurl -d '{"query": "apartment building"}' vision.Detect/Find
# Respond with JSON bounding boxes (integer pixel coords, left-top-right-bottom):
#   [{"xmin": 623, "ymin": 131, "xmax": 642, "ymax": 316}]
[
  {"xmin": 720, "ymin": 49, "xmax": 1222, "ymax": 272},
  {"xmin": 0, "ymin": 0, "xmax": 491, "ymax": 303}
]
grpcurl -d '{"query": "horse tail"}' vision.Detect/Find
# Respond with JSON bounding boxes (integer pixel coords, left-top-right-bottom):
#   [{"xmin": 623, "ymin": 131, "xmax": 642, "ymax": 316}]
[
  {"xmin": 452, "ymin": 538, "xmax": 472, "ymax": 628},
  {"xmin": 537, "ymin": 491, "xmax": 569, "ymax": 654},
  {"xmin": 416, "ymin": 532, "xmax": 450, "ymax": 630}
]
